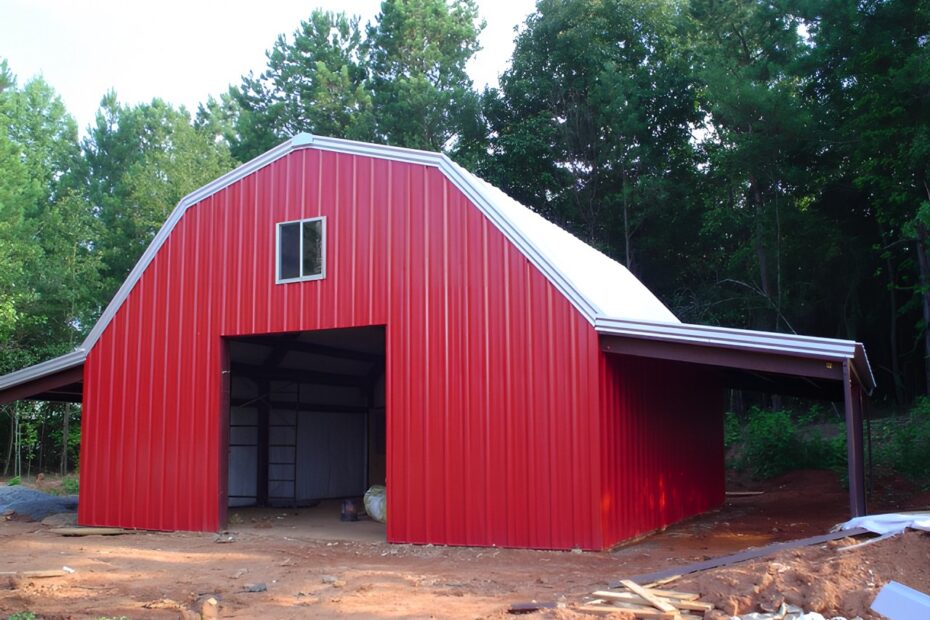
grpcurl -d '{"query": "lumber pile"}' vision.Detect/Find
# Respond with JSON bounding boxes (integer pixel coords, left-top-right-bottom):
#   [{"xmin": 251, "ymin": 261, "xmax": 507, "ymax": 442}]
[{"xmin": 579, "ymin": 579, "xmax": 714, "ymax": 618}]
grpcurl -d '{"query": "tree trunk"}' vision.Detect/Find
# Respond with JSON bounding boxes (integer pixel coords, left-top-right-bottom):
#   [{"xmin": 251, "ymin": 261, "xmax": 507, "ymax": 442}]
[
  {"xmin": 38, "ymin": 411, "xmax": 47, "ymax": 473},
  {"xmin": 622, "ymin": 169, "xmax": 633, "ymax": 271},
  {"xmin": 2, "ymin": 405, "xmax": 12, "ymax": 477},
  {"xmin": 749, "ymin": 174, "xmax": 773, "ymax": 328},
  {"xmin": 877, "ymin": 222, "xmax": 904, "ymax": 404},
  {"xmin": 914, "ymin": 221, "xmax": 930, "ymax": 396},
  {"xmin": 61, "ymin": 404, "xmax": 70, "ymax": 475}
]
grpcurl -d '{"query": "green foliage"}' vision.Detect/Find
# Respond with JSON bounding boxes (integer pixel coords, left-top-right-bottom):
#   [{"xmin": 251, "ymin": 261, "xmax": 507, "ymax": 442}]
[
  {"xmin": 367, "ymin": 0, "xmax": 484, "ymax": 152},
  {"xmin": 84, "ymin": 94, "xmax": 236, "ymax": 298},
  {"xmin": 738, "ymin": 409, "xmax": 799, "ymax": 479},
  {"xmin": 227, "ymin": 10, "xmax": 374, "ymax": 160},
  {"xmin": 7, "ymin": 612, "xmax": 36, "ymax": 620},
  {"xmin": 7, "ymin": 476, "xmax": 20, "ymax": 486},
  {"xmin": 724, "ymin": 412, "xmax": 741, "ymax": 450},
  {"xmin": 481, "ymin": 0, "xmax": 699, "ymax": 281},
  {"xmin": 729, "ymin": 407, "xmax": 847, "ymax": 480},
  {"xmin": 225, "ymin": 1, "xmax": 485, "ymax": 161},
  {"xmin": 61, "ymin": 475, "xmax": 79, "ymax": 495},
  {"xmin": 872, "ymin": 399, "xmax": 930, "ymax": 485}
]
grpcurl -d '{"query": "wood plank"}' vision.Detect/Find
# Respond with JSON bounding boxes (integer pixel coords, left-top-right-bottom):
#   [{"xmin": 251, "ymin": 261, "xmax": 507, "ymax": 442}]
[
  {"xmin": 642, "ymin": 575, "xmax": 682, "ymax": 589},
  {"xmin": 592, "ymin": 591, "xmax": 712, "ymax": 612},
  {"xmin": 48, "ymin": 527, "xmax": 131, "ymax": 536},
  {"xmin": 508, "ymin": 601, "xmax": 558, "ymax": 613},
  {"xmin": 577, "ymin": 604, "xmax": 678, "ymax": 618},
  {"xmin": 619, "ymin": 580, "xmax": 677, "ymax": 613},
  {"xmin": 636, "ymin": 588, "xmax": 699, "ymax": 601},
  {"xmin": 0, "ymin": 569, "xmax": 69, "ymax": 578}
]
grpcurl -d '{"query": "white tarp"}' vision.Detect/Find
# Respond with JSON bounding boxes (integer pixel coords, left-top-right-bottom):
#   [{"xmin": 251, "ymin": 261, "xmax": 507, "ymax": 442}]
[{"xmin": 840, "ymin": 512, "xmax": 930, "ymax": 535}]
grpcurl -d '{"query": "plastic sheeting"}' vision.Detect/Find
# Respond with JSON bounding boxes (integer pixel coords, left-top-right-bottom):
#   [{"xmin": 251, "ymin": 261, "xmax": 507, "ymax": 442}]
[
  {"xmin": 365, "ymin": 485, "xmax": 386, "ymax": 523},
  {"xmin": 840, "ymin": 512, "xmax": 930, "ymax": 535}
]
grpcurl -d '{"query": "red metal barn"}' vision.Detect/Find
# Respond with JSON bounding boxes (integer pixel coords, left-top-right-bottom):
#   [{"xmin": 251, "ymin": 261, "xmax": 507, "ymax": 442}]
[{"xmin": 0, "ymin": 135, "xmax": 874, "ymax": 550}]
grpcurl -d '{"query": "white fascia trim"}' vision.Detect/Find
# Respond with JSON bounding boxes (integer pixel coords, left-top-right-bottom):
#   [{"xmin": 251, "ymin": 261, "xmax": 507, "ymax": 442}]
[
  {"xmin": 0, "ymin": 349, "xmax": 87, "ymax": 391},
  {"xmin": 596, "ymin": 315, "xmax": 876, "ymax": 391},
  {"xmin": 80, "ymin": 133, "xmax": 604, "ymax": 355}
]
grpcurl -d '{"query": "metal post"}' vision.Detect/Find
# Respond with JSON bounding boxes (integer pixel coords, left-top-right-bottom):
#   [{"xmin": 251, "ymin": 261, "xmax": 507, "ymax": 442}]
[{"xmin": 843, "ymin": 361, "xmax": 866, "ymax": 517}]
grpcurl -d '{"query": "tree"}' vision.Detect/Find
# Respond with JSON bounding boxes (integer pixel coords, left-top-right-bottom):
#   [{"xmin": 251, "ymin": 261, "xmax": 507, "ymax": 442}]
[
  {"xmin": 367, "ymin": 0, "xmax": 484, "ymax": 152},
  {"xmin": 686, "ymin": 0, "xmax": 821, "ymax": 332},
  {"xmin": 482, "ymin": 0, "xmax": 698, "ymax": 276},
  {"xmin": 796, "ymin": 0, "xmax": 930, "ymax": 395},
  {"xmin": 226, "ymin": 10, "xmax": 374, "ymax": 161},
  {"xmin": 0, "ymin": 63, "xmax": 93, "ymax": 361},
  {"xmin": 84, "ymin": 94, "xmax": 236, "ymax": 298}
]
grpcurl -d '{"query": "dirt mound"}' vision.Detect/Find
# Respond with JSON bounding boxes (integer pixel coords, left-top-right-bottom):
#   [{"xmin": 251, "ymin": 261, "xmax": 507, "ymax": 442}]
[{"xmin": 675, "ymin": 530, "xmax": 930, "ymax": 619}]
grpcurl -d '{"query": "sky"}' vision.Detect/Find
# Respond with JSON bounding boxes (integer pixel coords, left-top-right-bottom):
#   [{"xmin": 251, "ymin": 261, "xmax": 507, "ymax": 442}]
[{"xmin": 0, "ymin": 0, "xmax": 537, "ymax": 132}]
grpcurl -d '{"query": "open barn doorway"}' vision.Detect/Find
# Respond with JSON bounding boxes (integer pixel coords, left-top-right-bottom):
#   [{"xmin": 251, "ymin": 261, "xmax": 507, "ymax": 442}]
[{"xmin": 223, "ymin": 326, "xmax": 386, "ymax": 540}]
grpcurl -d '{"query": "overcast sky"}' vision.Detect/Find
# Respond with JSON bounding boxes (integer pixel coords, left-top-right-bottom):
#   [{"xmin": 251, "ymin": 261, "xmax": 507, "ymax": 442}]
[{"xmin": 0, "ymin": 0, "xmax": 536, "ymax": 132}]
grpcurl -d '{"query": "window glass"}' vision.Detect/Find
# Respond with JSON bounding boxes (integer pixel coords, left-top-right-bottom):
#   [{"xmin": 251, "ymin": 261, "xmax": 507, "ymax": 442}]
[
  {"xmin": 302, "ymin": 219, "xmax": 323, "ymax": 277},
  {"xmin": 278, "ymin": 222, "xmax": 301, "ymax": 280}
]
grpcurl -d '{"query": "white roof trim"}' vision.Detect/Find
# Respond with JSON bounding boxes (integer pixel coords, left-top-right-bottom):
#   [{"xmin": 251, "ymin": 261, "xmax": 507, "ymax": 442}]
[
  {"xmin": 0, "ymin": 349, "xmax": 86, "ymax": 392},
  {"xmin": 596, "ymin": 316, "xmax": 875, "ymax": 391},
  {"xmin": 79, "ymin": 133, "xmax": 677, "ymax": 354}
]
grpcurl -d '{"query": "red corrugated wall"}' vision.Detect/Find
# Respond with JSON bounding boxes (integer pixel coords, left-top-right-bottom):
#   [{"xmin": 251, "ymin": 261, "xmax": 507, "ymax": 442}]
[
  {"xmin": 79, "ymin": 148, "xmax": 606, "ymax": 549},
  {"xmin": 598, "ymin": 354, "xmax": 725, "ymax": 547}
]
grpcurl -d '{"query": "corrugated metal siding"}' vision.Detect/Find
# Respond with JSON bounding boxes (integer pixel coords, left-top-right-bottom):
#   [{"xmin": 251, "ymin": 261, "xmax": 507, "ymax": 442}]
[
  {"xmin": 599, "ymin": 354, "xmax": 725, "ymax": 548},
  {"xmin": 79, "ymin": 149, "xmax": 604, "ymax": 549}
]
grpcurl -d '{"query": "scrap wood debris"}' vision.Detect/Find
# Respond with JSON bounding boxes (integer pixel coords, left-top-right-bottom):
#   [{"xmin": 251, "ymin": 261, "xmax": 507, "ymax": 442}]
[
  {"xmin": 579, "ymin": 579, "xmax": 713, "ymax": 619},
  {"xmin": 577, "ymin": 581, "xmax": 864, "ymax": 620}
]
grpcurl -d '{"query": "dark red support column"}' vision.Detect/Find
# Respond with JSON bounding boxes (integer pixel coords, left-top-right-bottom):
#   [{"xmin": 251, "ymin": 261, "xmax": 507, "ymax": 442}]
[{"xmin": 843, "ymin": 360, "xmax": 866, "ymax": 517}]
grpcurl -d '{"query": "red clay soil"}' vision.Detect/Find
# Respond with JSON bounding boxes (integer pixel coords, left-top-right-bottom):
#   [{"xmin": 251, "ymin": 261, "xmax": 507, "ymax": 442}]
[{"xmin": 0, "ymin": 469, "xmax": 927, "ymax": 619}]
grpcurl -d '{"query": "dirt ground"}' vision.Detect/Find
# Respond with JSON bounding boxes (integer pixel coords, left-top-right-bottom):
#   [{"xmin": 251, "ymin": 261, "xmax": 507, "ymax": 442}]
[{"xmin": 1, "ymin": 470, "xmax": 928, "ymax": 619}]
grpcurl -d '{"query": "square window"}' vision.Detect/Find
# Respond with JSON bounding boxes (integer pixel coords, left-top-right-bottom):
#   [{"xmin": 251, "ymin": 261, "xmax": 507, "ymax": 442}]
[{"xmin": 276, "ymin": 217, "xmax": 325, "ymax": 283}]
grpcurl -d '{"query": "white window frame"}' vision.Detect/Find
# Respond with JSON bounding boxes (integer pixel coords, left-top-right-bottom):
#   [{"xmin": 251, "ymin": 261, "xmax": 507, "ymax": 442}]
[{"xmin": 275, "ymin": 216, "xmax": 326, "ymax": 284}]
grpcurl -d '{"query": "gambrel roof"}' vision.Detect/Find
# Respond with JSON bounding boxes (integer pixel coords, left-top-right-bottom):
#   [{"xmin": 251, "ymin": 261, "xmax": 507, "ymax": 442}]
[{"xmin": 0, "ymin": 134, "xmax": 875, "ymax": 398}]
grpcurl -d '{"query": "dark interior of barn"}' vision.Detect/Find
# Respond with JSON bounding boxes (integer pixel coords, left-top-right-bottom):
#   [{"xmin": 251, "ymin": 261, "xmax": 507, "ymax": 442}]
[{"xmin": 224, "ymin": 326, "xmax": 386, "ymax": 517}]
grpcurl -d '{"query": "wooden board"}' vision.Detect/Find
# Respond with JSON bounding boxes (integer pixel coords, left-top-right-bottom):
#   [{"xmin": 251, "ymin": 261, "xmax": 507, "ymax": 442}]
[
  {"xmin": 592, "ymin": 591, "xmax": 713, "ymax": 612},
  {"xmin": 619, "ymin": 580, "xmax": 677, "ymax": 613},
  {"xmin": 48, "ymin": 527, "xmax": 131, "ymax": 536},
  {"xmin": 577, "ymin": 604, "xmax": 679, "ymax": 618},
  {"xmin": 0, "ymin": 570, "xmax": 70, "ymax": 578}
]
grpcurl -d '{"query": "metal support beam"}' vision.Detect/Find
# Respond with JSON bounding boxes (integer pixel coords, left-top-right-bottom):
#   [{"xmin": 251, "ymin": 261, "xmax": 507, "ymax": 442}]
[
  {"xmin": 601, "ymin": 336, "xmax": 844, "ymax": 383},
  {"xmin": 230, "ymin": 362, "xmax": 369, "ymax": 387},
  {"xmin": 844, "ymin": 360, "xmax": 866, "ymax": 517},
  {"xmin": 0, "ymin": 366, "xmax": 84, "ymax": 404},
  {"xmin": 257, "ymin": 379, "xmax": 270, "ymax": 507}
]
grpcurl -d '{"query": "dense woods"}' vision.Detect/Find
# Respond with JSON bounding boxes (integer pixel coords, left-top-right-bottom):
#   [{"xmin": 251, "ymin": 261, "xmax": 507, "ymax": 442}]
[{"xmin": 1, "ymin": 0, "xmax": 929, "ymax": 474}]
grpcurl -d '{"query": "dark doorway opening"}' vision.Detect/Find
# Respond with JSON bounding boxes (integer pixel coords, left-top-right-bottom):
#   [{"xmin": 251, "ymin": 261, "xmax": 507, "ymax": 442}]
[{"xmin": 224, "ymin": 326, "xmax": 385, "ymax": 512}]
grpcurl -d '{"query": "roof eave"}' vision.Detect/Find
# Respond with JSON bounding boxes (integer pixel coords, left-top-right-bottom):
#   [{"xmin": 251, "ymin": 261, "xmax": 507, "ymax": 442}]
[
  {"xmin": 596, "ymin": 316, "xmax": 876, "ymax": 395},
  {"xmin": 0, "ymin": 349, "xmax": 87, "ymax": 393}
]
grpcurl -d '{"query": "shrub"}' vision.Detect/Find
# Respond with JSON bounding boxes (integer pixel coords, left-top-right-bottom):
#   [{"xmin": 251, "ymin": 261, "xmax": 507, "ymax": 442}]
[
  {"xmin": 61, "ymin": 475, "xmax": 79, "ymax": 495},
  {"xmin": 728, "ymin": 407, "xmax": 847, "ymax": 480},
  {"xmin": 724, "ymin": 411, "xmax": 741, "ymax": 449},
  {"xmin": 738, "ymin": 408, "xmax": 799, "ymax": 478},
  {"xmin": 881, "ymin": 401, "xmax": 930, "ymax": 486}
]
